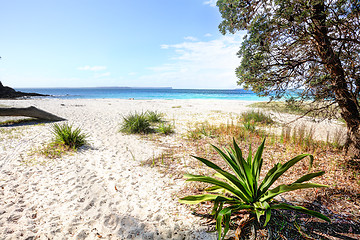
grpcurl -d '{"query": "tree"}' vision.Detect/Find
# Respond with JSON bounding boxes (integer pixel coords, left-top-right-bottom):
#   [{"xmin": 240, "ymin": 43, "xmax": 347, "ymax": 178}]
[{"xmin": 217, "ymin": 0, "xmax": 360, "ymax": 158}]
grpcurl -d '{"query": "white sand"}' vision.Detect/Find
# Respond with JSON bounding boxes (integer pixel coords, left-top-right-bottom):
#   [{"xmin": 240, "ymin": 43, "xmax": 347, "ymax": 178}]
[{"xmin": 0, "ymin": 98, "xmax": 344, "ymax": 239}]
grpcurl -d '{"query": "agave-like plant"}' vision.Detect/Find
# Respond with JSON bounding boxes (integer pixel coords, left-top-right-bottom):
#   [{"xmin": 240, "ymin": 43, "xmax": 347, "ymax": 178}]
[{"xmin": 179, "ymin": 139, "xmax": 330, "ymax": 240}]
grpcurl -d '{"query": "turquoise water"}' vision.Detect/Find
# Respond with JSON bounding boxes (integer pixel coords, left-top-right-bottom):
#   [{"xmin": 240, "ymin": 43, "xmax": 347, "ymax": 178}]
[{"xmin": 16, "ymin": 88, "xmax": 268, "ymax": 101}]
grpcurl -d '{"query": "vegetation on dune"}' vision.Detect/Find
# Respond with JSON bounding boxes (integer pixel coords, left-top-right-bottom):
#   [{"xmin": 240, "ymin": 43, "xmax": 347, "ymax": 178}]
[
  {"xmin": 120, "ymin": 112, "xmax": 152, "ymax": 134},
  {"xmin": 142, "ymin": 109, "xmax": 358, "ymax": 239},
  {"xmin": 27, "ymin": 122, "xmax": 89, "ymax": 160},
  {"xmin": 156, "ymin": 122, "xmax": 174, "ymax": 135},
  {"xmin": 180, "ymin": 139, "xmax": 330, "ymax": 240},
  {"xmin": 146, "ymin": 110, "xmax": 164, "ymax": 123},
  {"xmin": 51, "ymin": 123, "xmax": 89, "ymax": 149},
  {"xmin": 120, "ymin": 111, "xmax": 174, "ymax": 135},
  {"xmin": 241, "ymin": 110, "xmax": 274, "ymax": 125}
]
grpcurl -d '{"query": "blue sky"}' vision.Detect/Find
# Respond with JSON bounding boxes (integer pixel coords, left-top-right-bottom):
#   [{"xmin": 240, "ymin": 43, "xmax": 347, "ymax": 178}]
[{"xmin": 0, "ymin": 0, "xmax": 245, "ymax": 89}]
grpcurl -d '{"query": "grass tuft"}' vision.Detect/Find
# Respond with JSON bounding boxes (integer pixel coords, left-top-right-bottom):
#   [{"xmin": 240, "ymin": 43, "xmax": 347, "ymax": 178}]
[
  {"xmin": 156, "ymin": 123, "xmax": 174, "ymax": 135},
  {"xmin": 120, "ymin": 112, "xmax": 152, "ymax": 134},
  {"xmin": 241, "ymin": 110, "xmax": 274, "ymax": 125},
  {"xmin": 146, "ymin": 110, "xmax": 164, "ymax": 123},
  {"xmin": 51, "ymin": 123, "xmax": 89, "ymax": 149}
]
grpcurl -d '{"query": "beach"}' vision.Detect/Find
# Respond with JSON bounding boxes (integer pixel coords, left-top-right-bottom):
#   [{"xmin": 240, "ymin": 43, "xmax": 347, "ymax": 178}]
[{"xmin": 0, "ymin": 98, "xmax": 346, "ymax": 239}]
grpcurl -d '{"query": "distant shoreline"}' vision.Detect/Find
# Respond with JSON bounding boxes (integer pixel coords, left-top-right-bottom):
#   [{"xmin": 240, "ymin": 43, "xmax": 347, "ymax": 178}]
[{"xmin": 13, "ymin": 88, "xmax": 267, "ymax": 101}]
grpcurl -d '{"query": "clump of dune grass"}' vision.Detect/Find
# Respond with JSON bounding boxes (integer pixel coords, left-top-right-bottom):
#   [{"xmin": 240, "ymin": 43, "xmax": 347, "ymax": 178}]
[
  {"xmin": 241, "ymin": 110, "xmax": 274, "ymax": 125},
  {"xmin": 51, "ymin": 123, "xmax": 89, "ymax": 149},
  {"xmin": 120, "ymin": 112, "xmax": 152, "ymax": 134},
  {"xmin": 156, "ymin": 123, "xmax": 174, "ymax": 135},
  {"xmin": 146, "ymin": 110, "xmax": 164, "ymax": 123},
  {"xmin": 121, "ymin": 111, "xmax": 175, "ymax": 135}
]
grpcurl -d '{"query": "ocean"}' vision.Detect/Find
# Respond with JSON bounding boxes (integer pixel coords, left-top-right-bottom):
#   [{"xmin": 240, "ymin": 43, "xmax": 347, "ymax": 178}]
[{"xmin": 15, "ymin": 87, "xmax": 269, "ymax": 101}]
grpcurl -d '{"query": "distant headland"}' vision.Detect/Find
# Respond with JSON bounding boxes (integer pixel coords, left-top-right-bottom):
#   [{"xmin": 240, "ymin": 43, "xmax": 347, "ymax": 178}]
[{"xmin": 0, "ymin": 81, "xmax": 49, "ymax": 99}]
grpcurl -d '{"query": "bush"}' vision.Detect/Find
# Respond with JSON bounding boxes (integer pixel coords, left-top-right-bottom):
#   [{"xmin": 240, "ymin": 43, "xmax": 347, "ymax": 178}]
[
  {"xmin": 120, "ymin": 112, "xmax": 152, "ymax": 134},
  {"xmin": 241, "ymin": 110, "xmax": 274, "ymax": 125},
  {"xmin": 146, "ymin": 110, "xmax": 164, "ymax": 123},
  {"xmin": 51, "ymin": 123, "xmax": 89, "ymax": 149},
  {"xmin": 156, "ymin": 123, "xmax": 174, "ymax": 135},
  {"xmin": 179, "ymin": 138, "xmax": 330, "ymax": 240}
]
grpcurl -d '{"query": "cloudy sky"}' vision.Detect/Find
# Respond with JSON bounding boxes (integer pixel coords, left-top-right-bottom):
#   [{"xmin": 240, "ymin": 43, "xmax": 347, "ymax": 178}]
[{"xmin": 0, "ymin": 0, "xmax": 245, "ymax": 89}]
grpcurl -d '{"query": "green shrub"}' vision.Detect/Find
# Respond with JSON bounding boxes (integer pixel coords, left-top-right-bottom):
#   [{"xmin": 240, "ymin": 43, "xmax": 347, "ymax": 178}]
[
  {"xmin": 241, "ymin": 110, "xmax": 274, "ymax": 125},
  {"xmin": 146, "ymin": 110, "xmax": 164, "ymax": 123},
  {"xmin": 156, "ymin": 123, "xmax": 174, "ymax": 135},
  {"xmin": 243, "ymin": 121, "xmax": 256, "ymax": 132},
  {"xmin": 120, "ymin": 112, "xmax": 152, "ymax": 134},
  {"xmin": 179, "ymin": 138, "xmax": 330, "ymax": 240},
  {"xmin": 51, "ymin": 123, "xmax": 89, "ymax": 149}
]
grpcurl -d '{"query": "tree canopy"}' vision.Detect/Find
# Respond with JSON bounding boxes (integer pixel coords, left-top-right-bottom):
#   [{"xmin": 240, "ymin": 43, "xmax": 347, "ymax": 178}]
[{"xmin": 217, "ymin": 0, "xmax": 360, "ymax": 157}]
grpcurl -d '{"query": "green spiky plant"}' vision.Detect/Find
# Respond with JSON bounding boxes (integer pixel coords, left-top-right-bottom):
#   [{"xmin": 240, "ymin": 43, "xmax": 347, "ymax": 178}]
[
  {"xmin": 179, "ymin": 138, "xmax": 330, "ymax": 240},
  {"xmin": 156, "ymin": 123, "xmax": 174, "ymax": 135},
  {"xmin": 120, "ymin": 112, "xmax": 152, "ymax": 134},
  {"xmin": 51, "ymin": 123, "xmax": 89, "ymax": 149},
  {"xmin": 146, "ymin": 110, "xmax": 164, "ymax": 123}
]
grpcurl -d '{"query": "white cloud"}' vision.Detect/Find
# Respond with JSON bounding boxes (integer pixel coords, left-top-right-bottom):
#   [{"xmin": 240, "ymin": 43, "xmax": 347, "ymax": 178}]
[
  {"xmin": 140, "ymin": 33, "xmax": 246, "ymax": 89},
  {"xmin": 204, "ymin": 33, "xmax": 212, "ymax": 37},
  {"xmin": 160, "ymin": 44, "xmax": 170, "ymax": 49},
  {"xmin": 78, "ymin": 65, "xmax": 107, "ymax": 71},
  {"xmin": 203, "ymin": 0, "xmax": 217, "ymax": 7},
  {"xmin": 184, "ymin": 36, "xmax": 198, "ymax": 41},
  {"xmin": 95, "ymin": 72, "xmax": 111, "ymax": 78}
]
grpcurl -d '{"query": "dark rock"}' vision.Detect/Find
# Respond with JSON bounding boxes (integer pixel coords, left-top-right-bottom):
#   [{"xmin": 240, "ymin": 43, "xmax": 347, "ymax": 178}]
[{"xmin": 0, "ymin": 81, "xmax": 49, "ymax": 99}]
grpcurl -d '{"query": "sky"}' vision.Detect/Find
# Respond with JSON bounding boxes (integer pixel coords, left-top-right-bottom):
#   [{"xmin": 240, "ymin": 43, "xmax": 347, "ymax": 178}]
[{"xmin": 0, "ymin": 0, "xmax": 246, "ymax": 89}]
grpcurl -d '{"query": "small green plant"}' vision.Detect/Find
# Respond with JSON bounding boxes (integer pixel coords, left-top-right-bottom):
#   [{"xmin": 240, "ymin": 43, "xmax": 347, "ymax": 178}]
[
  {"xmin": 51, "ymin": 123, "xmax": 89, "ymax": 149},
  {"xmin": 120, "ymin": 112, "xmax": 152, "ymax": 134},
  {"xmin": 241, "ymin": 110, "xmax": 274, "ymax": 125},
  {"xmin": 156, "ymin": 123, "xmax": 174, "ymax": 135},
  {"xmin": 243, "ymin": 121, "xmax": 256, "ymax": 132},
  {"xmin": 146, "ymin": 110, "xmax": 164, "ymax": 123},
  {"xmin": 179, "ymin": 139, "xmax": 330, "ymax": 240}
]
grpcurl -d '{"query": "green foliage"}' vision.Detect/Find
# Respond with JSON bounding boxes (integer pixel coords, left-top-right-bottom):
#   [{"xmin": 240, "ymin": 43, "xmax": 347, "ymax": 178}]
[
  {"xmin": 243, "ymin": 121, "xmax": 256, "ymax": 132},
  {"xmin": 217, "ymin": 0, "xmax": 360, "ymax": 156},
  {"xmin": 179, "ymin": 139, "xmax": 330, "ymax": 240},
  {"xmin": 241, "ymin": 110, "xmax": 274, "ymax": 125},
  {"xmin": 120, "ymin": 112, "xmax": 152, "ymax": 134},
  {"xmin": 120, "ymin": 111, "xmax": 175, "ymax": 135},
  {"xmin": 156, "ymin": 123, "xmax": 174, "ymax": 135},
  {"xmin": 146, "ymin": 110, "xmax": 164, "ymax": 123},
  {"xmin": 51, "ymin": 123, "xmax": 89, "ymax": 149}
]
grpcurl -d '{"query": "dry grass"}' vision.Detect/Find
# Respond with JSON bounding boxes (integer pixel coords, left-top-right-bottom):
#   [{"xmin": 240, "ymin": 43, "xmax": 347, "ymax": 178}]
[{"xmin": 143, "ymin": 119, "xmax": 360, "ymax": 239}]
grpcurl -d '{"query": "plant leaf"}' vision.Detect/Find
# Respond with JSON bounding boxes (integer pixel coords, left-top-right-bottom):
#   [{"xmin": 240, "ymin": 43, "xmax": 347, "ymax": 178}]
[
  {"xmin": 179, "ymin": 194, "xmax": 234, "ymax": 204},
  {"xmin": 216, "ymin": 204, "xmax": 253, "ymax": 240},
  {"xmin": 259, "ymin": 154, "xmax": 313, "ymax": 195},
  {"xmin": 260, "ymin": 183, "xmax": 328, "ymax": 202},
  {"xmin": 184, "ymin": 175, "xmax": 250, "ymax": 202},
  {"xmin": 191, "ymin": 156, "xmax": 252, "ymax": 201},
  {"xmin": 294, "ymin": 171, "xmax": 325, "ymax": 183},
  {"xmin": 271, "ymin": 203, "xmax": 331, "ymax": 222}
]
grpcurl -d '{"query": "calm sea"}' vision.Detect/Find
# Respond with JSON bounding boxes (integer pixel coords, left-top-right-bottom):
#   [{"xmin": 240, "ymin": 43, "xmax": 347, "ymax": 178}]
[{"xmin": 15, "ymin": 88, "xmax": 268, "ymax": 101}]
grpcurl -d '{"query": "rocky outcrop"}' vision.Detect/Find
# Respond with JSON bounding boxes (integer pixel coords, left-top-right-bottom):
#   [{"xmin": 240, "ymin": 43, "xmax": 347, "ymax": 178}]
[{"xmin": 0, "ymin": 81, "xmax": 49, "ymax": 99}]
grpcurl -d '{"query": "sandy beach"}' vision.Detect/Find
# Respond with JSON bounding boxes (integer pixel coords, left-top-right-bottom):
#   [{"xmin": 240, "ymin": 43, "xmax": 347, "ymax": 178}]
[{"xmin": 0, "ymin": 98, "xmax": 345, "ymax": 240}]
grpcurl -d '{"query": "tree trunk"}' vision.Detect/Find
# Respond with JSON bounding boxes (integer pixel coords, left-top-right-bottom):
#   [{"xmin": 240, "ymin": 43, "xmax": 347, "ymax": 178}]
[
  {"xmin": 0, "ymin": 106, "xmax": 65, "ymax": 121},
  {"xmin": 311, "ymin": 1, "xmax": 360, "ymax": 158}
]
